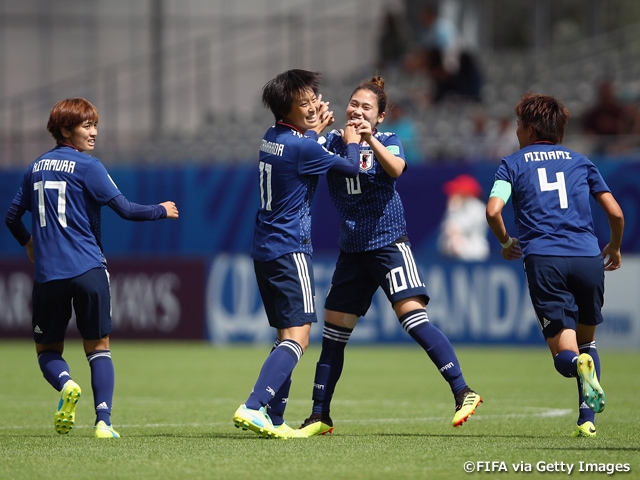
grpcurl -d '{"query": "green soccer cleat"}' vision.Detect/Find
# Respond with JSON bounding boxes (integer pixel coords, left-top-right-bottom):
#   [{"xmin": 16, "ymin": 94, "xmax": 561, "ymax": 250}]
[
  {"xmin": 54, "ymin": 380, "xmax": 81, "ymax": 434},
  {"xmin": 577, "ymin": 353, "xmax": 606, "ymax": 413},
  {"xmin": 452, "ymin": 389, "xmax": 482, "ymax": 427},
  {"xmin": 298, "ymin": 414, "xmax": 333, "ymax": 436},
  {"xmin": 233, "ymin": 404, "xmax": 282, "ymax": 439},
  {"xmin": 273, "ymin": 422, "xmax": 309, "ymax": 439},
  {"xmin": 94, "ymin": 420, "xmax": 121, "ymax": 438},
  {"xmin": 571, "ymin": 421, "xmax": 596, "ymax": 438}
]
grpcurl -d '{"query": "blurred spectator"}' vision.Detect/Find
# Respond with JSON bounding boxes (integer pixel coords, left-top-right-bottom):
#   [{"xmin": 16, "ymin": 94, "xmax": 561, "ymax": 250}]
[
  {"xmin": 465, "ymin": 111, "xmax": 519, "ymax": 162},
  {"xmin": 377, "ymin": 8, "xmax": 413, "ymax": 77},
  {"xmin": 437, "ymin": 174, "xmax": 489, "ymax": 261},
  {"xmin": 416, "ymin": 5, "xmax": 460, "ymax": 74},
  {"xmin": 464, "ymin": 109, "xmax": 493, "ymax": 162},
  {"xmin": 381, "ymin": 100, "xmax": 423, "ymax": 164},
  {"xmin": 490, "ymin": 115, "xmax": 520, "ymax": 159},
  {"xmin": 454, "ymin": 51, "xmax": 483, "ymax": 102},
  {"xmin": 581, "ymin": 80, "xmax": 635, "ymax": 156},
  {"xmin": 425, "ymin": 48, "xmax": 483, "ymax": 104}
]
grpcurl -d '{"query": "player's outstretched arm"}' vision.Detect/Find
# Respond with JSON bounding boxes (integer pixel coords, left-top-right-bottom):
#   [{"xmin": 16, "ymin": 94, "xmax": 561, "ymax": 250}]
[
  {"xmin": 160, "ymin": 201, "xmax": 179, "ymax": 219},
  {"xmin": 107, "ymin": 194, "xmax": 178, "ymax": 221},
  {"xmin": 596, "ymin": 191, "xmax": 624, "ymax": 271}
]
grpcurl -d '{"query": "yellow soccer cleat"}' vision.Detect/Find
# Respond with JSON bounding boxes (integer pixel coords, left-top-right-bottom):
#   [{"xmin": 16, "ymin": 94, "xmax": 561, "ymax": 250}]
[
  {"xmin": 233, "ymin": 404, "xmax": 282, "ymax": 439},
  {"xmin": 54, "ymin": 380, "xmax": 81, "ymax": 434},
  {"xmin": 95, "ymin": 420, "xmax": 121, "ymax": 438},
  {"xmin": 273, "ymin": 422, "xmax": 309, "ymax": 439},
  {"xmin": 577, "ymin": 353, "xmax": 606, "ymax": 413},
  {"xmin": 571, "ymin": 421, "xmax": 596, "ymax": 438},
  {"xmin": 452, "ymin": 389, "xmax": 482, "ymax": 427},
  {"xmin": 298, "ymin": 414, "xmax": 334, "ymax": 436}
]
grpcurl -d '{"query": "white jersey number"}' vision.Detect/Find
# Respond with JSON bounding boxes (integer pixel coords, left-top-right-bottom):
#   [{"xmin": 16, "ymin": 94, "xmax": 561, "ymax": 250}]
[
  {"xmin": 345, "ymin": 175, "xmax": 362, "ymax": 195},
  {"xmin": 258, "ymin": 161, "xmax": 273, "ymax": 211},
  {"xmin": 537, "ymin": 168, "xmax": 568, "ymax": 209},
  {"xmin": 386, "ymin": 267, "xmax": 408, "ymax": 294},
  {"xmin": 34, "ymin": 180, "xmax": 67, "ymax": 228}
]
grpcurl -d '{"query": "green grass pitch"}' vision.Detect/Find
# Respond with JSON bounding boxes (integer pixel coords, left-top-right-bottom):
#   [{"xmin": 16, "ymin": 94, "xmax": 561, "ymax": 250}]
[{"xmin": 1, "ymin": 340, "xmax": 638, "ymax": 479}]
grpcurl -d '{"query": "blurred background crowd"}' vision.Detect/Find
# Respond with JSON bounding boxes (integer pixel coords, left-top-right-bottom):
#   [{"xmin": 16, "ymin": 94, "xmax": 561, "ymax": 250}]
[{"xmin": 1, "ymin": 0, "xmax": 640, "ymax": 166}]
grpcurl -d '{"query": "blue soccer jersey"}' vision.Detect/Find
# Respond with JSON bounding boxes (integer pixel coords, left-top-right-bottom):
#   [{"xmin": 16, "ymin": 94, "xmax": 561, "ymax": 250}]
[
  {"xmin": 251, "ymin": 122, "xmax": 358, "ymax": 262},
  {"xmin": 495, "ymin": 143, "xmax": 610, "ymax": 257},
  {"xmin": 11, "ymin": 145, "xmax": 122, "ymax": 283},
  {"xmin": 321, "ymin": 129, "xmax": 407, "ymax": 252}
]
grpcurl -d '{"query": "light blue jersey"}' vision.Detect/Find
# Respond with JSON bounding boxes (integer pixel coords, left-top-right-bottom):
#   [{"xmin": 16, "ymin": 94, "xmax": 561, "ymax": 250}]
[
  {"xmin": 321, "ymin": 129, "xmax": 407, "ymax": 252},
  {"xmin": 494, "ymin": 142, "xmax": 610, "ymax": 257}
]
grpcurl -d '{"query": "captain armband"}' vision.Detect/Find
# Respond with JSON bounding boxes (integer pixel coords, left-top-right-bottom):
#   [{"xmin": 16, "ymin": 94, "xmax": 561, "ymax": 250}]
[{"xmin": 489, "ymin": 179, "xmax": 512, "ymax": 204}]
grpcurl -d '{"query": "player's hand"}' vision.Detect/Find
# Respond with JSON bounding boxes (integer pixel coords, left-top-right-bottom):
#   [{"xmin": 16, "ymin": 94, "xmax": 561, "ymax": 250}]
[
  {"xmin": 602, "ymin": 243, "xmax": 622, "ymax": 271},
  {"xmin": 501, "ymin": 237, "xmax": 522, "ymax": 261},
  {"xmin": 161, "ymin": 201, "xmax": 179, "ymax": 219},
  {"xmin": 316, "ymin": 94, "xmax": 335, "ymax": 132},
  {"xmin": 349, "ymin": 119, "xmax": 372, "ymax": 142},
  {"xmin": 342, "ymin": 123, "xmax": 361, "ymax": 145},
  {"xmin": 25, "ymin": 236, "xmax": 34, "ymax": 263}
]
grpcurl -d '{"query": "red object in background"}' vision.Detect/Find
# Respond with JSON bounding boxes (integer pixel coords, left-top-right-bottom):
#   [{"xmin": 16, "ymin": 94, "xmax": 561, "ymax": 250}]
[{"xmin": 443, "ymin": 174, "xmax": 482, "ymax": 198}]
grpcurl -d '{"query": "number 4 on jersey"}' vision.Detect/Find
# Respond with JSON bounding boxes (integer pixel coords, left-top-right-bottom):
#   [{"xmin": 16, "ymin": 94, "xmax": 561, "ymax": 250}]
[{"xmin": 537, "ymin": 167, "xmax": 568, "ymax": 209}]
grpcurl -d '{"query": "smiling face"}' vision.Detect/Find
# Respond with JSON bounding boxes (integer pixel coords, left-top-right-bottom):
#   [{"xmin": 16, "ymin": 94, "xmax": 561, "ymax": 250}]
[
  {"xmin": 346, "ymin": 88, "xmax": 385, "ymax": 129},
  {"xmin": 282, "ymin": 88, "xmax": 319, "ymax": 132},
  {"xmin": 62, "ymin": 120, "xmax": 98, "ymax": 152}
]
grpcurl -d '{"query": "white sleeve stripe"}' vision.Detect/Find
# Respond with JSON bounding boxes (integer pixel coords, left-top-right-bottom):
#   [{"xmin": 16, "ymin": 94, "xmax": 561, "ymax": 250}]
[{"xmin": 293, "ymin": 252, "xmax": 314, "ymax": 314}]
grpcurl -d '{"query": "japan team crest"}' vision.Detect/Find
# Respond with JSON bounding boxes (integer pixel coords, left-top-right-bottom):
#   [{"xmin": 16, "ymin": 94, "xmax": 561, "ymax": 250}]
[{"xmin": 360, "ymin": 150, "xmax": 374, "ymax": 171}]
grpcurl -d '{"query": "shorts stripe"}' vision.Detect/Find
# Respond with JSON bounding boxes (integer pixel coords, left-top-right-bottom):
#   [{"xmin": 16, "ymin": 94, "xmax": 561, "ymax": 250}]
[
  {"xmin": 397, "ymin": 243, "xmax": 421, "ymax": 289},
  {"xmin": 293, "ymin": 252, "xmax": 314, "ymax": 314}
]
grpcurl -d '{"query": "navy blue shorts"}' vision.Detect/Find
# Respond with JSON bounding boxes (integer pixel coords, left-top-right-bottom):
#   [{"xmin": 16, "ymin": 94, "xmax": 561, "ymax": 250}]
[
  {"xmin": 325, "ymin": 241, "xmax": 429, "ymax": 317},
  {"xmin": 254, "ymin": 252, "xmax": 318, "ymax": 329},
  {"xmin": 524, "ymin": 255, "xmax": 605, "ymax": 339},
  {"xmin": 32, "ymin": 267, "xmax": 113, "ymax": 344}
]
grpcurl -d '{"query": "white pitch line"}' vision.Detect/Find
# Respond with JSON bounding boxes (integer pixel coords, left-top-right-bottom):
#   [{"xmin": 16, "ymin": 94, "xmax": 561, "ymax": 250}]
[{"xmin": 0, "ymin": 408, "xmax": 572, "ymax": 431}]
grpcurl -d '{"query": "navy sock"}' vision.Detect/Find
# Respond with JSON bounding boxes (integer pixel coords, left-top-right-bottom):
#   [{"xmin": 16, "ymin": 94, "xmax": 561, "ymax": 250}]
[
  {"xmin": 577, "ymin": 342, "xmax": 600, "ymax": 425},
  {"xmin": 246, "ymin": 340, "xmax": 303, "ymax": 410},
  {"xmin": 399, "ymin": 310, "xmax": 467, "ymax": 397},
  {"xmin": 265, "ymin": 340, "xmax": 290, "ymax": 426},
  {"xmin": 553, "ymin": 350, "xmax": 578, "ymax": 378},
  {"xmin": 37, "ymin": 350, "xmax": 71, "ymax": 391},
  {"xmin": 311, "ymin": 324, "xmax": 352, "ymax": 416},
  {"xmin": 87, "ymin": 350, "xmax": 115, "ymax": 425},
  {"xmin": 267, "ymin": 377, "xmax": 291, "ymax": 426}
]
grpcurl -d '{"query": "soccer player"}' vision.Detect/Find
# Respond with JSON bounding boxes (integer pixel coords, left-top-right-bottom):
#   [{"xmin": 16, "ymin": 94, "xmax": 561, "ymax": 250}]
[
  {"xmin": 5, "ymin": 98, "xmax": 179, "ymax": 438},
  {"xmin": 486, "ymin": 92, "xmax": 624, "ymax": 438},
  {"xmin": 232, "ymin": 69, "xmax": 361, "ymax": 439},
  {"xmin": 298, "ymin": 76, "xmax": 482, "ymax": 436}
]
